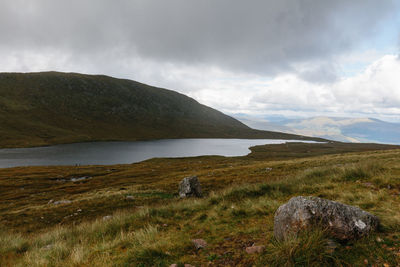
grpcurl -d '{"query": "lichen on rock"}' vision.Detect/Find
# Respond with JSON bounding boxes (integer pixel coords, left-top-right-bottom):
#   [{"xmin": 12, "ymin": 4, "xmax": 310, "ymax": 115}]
[
  {"xmin": 178, "ymin": 176, "xmax": 202, "ymax": 198},
  {"xmin": 273, "ymin": 196, "xmax": 379, "ymax": 241}
]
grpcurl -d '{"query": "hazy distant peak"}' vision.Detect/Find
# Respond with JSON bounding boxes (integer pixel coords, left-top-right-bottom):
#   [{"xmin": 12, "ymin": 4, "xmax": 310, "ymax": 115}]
[
  {"xmin": 234, "ymin": 114, "xmax": 400, "ymax": 144},
  {"xmin": 287, "ymin": 117, "xmax": 375, "ymax": 128}
]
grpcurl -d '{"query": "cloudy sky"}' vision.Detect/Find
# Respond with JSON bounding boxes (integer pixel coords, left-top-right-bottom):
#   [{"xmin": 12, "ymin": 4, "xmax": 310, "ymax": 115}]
[{"xmin": 1, "ymin": 0, "xmax": 400, "ymax": 122}]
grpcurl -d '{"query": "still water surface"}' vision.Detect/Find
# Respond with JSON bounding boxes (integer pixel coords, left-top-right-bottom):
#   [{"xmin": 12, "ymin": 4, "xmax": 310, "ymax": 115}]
[{"xmin": 0, "ymin": 139, "xmax": 315, "ymax": 168}]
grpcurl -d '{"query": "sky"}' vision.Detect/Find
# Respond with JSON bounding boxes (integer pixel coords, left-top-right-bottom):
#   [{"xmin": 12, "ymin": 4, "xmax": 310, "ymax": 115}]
[{"xmin": 1, "ymin": 0, "xmax": 400, "ymax": 122}]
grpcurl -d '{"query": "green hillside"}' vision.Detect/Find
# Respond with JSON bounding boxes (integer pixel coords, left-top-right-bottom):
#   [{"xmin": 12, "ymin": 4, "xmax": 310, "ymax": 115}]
[{"xmin": 0, "ymin": 72, "xmax": 321, "ymax": 148}]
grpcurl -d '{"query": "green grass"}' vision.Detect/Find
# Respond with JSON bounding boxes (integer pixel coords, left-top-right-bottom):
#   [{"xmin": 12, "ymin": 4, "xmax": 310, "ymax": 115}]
[{"xmin": 0, "ymin": 144, "xmax": 399, "ymax": 266}]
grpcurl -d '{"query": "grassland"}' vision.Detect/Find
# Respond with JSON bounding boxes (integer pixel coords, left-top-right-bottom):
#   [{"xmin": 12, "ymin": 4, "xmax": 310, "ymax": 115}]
[{"xmin": 0, "ymin": 142, "xmax": 399, "ymax": 266}]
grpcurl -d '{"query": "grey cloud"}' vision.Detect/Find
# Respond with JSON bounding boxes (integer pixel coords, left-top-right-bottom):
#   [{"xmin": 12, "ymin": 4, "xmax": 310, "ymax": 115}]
[
  {"xmin": 0, "ymin": 0, "xmax": 398, "ymax": 76},
  {"xmin": 297, "ymin": 63, "xmax": 339, "ymax": 84}
]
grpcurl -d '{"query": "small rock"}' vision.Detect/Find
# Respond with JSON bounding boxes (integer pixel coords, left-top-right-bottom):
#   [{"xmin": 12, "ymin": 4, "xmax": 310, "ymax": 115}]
[
  {"xmin": 70, "ymin": 176, "xmax": 90, "ymax": 182},
  {"xmin": 53, "ymin": 200, "xmax": 72, "ymax": 205},
  {"xmin": 102, "ymin": 215, "xmax": 112, "ymax": 221},
  {"xmin": 126, "ymin": 195, "xmax": 134, "ymax": 200},
  {"xmin": 179, "ymin": 176, "xmax": 202, "ymax": 198},
  {"xmin": 376, "ymin": 237, "xmax": 383, "ymax": 242},
  {"xmin": 273, "ymin": 196, "xmax": 379, "ymax": 241},
  {"xmin": 245, "ymin": 245, "xmax": 265, "ymax": 254},
  {"xmin": 169, "ymin": 264, "xmax": 178, "ymax": 267},
  {"xmin": 77, "ymin": 209, "xmax": 82, "ymax": 212},
  {"xmin": 192, "ymin": 239, "xmax": 207, "ymax": 249},
  {"xmin": 48, "ymin": 199, "xmax": 54, "ymax": 204},
  {"xmin": 43, "ymin": 244, "xmax": 53, "ymax": 250},
  {"xmin": 184, "ymin": 264, "xmax": 195, "ymax": 267}
]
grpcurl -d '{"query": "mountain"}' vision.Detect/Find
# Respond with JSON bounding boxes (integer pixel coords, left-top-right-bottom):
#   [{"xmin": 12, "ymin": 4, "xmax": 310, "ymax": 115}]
[
  {"xmin": 0, "ymin": 72, "xmax": 320, "ymax": 148},
  {"xmin": 234, "ymin": 115, "xmax": 400, "ymax": 144},
  {"xmin": 283, "ymin": 117, "xmax": 400, "ymax": 144},
  {"xmin": 232, "ymin": 114, "xmax": 294, "ymax": 134}
]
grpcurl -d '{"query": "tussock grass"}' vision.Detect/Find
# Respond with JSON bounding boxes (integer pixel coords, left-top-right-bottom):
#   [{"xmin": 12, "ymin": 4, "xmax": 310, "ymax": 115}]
[
  {"xmin": 340, "ymin": 161, "xmax": 385, "ymax": 182},
  {"xmin": 262, "ymin": 229, "xmax": 338, "ymax": 266},
  {"xmin": 0, "ymin": 229, "xmax": 28, "ymax": 255}
]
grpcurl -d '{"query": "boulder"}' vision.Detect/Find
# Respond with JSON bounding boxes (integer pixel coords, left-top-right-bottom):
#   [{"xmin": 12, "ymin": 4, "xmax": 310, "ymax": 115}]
[
  {"xmin": 274, "ymin": 196, "xmax": 379, "ymax": 241},
  {"xmin": 192, "ymin": 239, "xmax": 207, "ymax": 249},
  {"xmin": 179, "ymin": 176, "xmax": 202, "ymax": 198}
]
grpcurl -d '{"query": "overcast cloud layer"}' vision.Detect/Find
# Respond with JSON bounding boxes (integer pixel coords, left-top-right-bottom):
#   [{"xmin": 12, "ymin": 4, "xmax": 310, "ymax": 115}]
[{"xmin": 1, "ymin": 0, "xmax": 399, "ymax": 122}]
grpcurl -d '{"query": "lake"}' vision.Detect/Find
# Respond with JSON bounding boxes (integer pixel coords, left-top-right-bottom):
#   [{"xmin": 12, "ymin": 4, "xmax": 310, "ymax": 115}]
[{"xmin": 0, "ymin": 139, "xmax": 316, "ymax": 168}]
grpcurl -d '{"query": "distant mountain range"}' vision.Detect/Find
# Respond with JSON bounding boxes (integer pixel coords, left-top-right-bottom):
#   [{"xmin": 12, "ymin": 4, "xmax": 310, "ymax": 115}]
[
  {"xmin": 0, "ymin": 72, "xmax": 321, "ymax": 148},
  {"xmin": 234, "ymin": 115, "xmax": 400, "ymax": 145}
]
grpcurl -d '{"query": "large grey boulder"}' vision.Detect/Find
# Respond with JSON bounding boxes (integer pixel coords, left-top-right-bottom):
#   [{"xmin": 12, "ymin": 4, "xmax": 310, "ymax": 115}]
[
  {"xmin": 274, "ymin": 196, "xmax": 379, "ymax": 241},
  {"xmin": 179, "ymin": 176, "xmax": 202, "ymax": 198}
]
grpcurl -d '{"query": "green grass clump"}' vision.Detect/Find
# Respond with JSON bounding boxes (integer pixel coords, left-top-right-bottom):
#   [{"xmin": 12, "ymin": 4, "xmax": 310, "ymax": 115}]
[
  {"xmin": 262, "ymin": 229, "xmax": 337, "ymax": 266},
  {"xmin": 340, "ymin": 161, "xmax": 384, "ymax": 181}
]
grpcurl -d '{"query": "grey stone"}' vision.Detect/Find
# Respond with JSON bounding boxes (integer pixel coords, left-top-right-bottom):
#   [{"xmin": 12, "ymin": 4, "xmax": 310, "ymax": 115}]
[
  {"xmin": 192, "ymin": 238, "xmax": 207, "ymax": 249},
  {"xmin": 102, "ymin": 215, "xmax": 113, "ymax": 221},
  {"xmin": 70, "ymin": 176, "xmax": 90, "ymax": 182},
  {"xmin": 179, "ymin": 176, "xmax": 202, "ymax": 198},
  {"xmin": 42, "ymin": 244, "xmax": 54, "ymax": 250},
  {"xmin": 274, "ymin": 196, "xmax": 379, "ymax": 241},
  {"xmin": 53, "ymin": 200, "xmax": 72, "ymax": 205}
]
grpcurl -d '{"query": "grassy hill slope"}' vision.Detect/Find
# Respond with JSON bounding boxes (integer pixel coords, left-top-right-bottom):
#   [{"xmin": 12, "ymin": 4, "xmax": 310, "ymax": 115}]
[{"xmin": 0, "ymin": 72, "xmax": 319, "ymax": 148}]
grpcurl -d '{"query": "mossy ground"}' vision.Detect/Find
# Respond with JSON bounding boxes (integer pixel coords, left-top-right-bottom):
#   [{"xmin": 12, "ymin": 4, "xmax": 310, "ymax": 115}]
[{"xmin": 0, "ymin": 142, "xmax": 399, "ymax": 266}]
